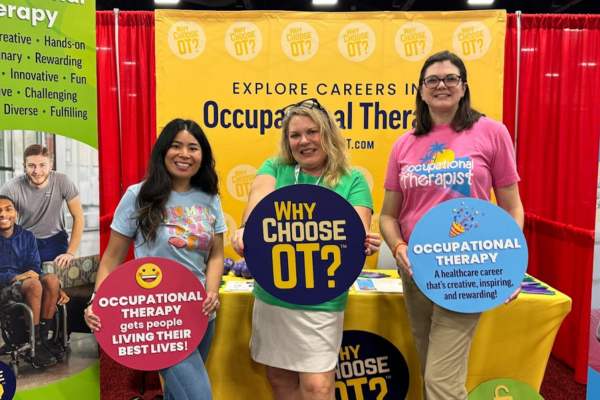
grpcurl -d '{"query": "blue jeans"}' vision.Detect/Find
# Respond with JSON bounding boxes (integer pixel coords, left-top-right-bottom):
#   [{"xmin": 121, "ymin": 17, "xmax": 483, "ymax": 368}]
[
  {"xmin": 160, "ymin": 318, "xmax": 215, "ymax": 400},
  {"xmin": 36, "ymin": 231, "xmax": 68, "ymax": 263}
]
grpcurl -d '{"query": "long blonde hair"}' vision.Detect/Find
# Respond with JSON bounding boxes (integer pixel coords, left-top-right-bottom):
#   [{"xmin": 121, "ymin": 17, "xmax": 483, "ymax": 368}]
[{"xmin": 279, "ymin": 105, "xmax": 349, "ymax": 187}]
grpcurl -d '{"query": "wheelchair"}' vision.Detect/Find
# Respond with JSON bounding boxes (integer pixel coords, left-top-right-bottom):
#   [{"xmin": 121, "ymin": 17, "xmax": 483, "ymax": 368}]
[{"xmin": 0, "ymin": 285, "xmax": 69, "ymax": 376}]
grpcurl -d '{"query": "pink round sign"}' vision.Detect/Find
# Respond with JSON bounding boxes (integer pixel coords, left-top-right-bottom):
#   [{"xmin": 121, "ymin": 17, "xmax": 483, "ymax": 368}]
[{"xmin": 93, "ymin": 257, "xmax": 208, "ymax": 371}]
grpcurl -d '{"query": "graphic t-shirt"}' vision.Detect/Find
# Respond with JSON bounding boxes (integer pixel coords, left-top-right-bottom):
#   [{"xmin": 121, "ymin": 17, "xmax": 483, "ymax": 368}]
[
  {"xmin": 111, "ymin": 183, "xmax": 227, "ymax": 290},
  {"xmin": 384, "ymin": 117, "xmax": 520, "ymax": 241},
  {"xmin": 253, "ymin": 158, "xmax": 373, "ymax": 312}
]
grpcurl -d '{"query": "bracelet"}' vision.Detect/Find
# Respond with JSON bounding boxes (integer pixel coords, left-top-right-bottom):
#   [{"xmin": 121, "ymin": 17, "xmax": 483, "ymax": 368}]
[{"xmin": 392, "ymin": 240, "xmax": 407, "ymax": 257}]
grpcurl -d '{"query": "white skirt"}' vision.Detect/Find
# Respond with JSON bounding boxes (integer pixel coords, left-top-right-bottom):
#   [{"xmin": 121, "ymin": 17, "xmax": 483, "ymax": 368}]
[{"xmin": 250, "ymin": 298, "xmax": 344, "ymax": 372}]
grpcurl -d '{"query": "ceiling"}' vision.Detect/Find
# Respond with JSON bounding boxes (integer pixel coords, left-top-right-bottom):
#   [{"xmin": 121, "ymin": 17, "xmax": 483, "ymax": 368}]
[{"xmin": 96, "ymin": 0, "xmax": 599, "ymax": 13}]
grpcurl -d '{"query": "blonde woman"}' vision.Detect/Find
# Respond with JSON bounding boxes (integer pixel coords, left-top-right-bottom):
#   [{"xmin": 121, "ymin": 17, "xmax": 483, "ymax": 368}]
[{"xmin": 232, "ymin": 98, "xmax": 380, "ymax": 400}]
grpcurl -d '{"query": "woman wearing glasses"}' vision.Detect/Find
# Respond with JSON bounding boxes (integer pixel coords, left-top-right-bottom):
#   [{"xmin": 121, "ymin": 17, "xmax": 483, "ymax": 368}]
[
  {"xmin": 232, "ymin": 98, "xmax": 380, "ymax": 400},
  {"xmin": 380, "ymin": 51, "xmax": 523, "ymax": 400}
]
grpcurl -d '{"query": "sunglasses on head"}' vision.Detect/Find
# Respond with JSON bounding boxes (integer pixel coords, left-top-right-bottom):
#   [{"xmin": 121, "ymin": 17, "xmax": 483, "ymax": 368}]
[{"xmin": 282, "ymin": 98, "xmax": 327, "ymax": 116}]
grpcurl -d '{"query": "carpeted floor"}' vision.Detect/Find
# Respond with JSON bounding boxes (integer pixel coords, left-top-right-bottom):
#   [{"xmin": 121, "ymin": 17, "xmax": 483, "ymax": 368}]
[
  {"xmin": 101, "ymin": 352, "xmax": 586, "ymax": 399},
  {"xmin": 540, "ymin": 356, "xmax": 586, "ymax": 400},
  {"xmin": 100, "ymin": 351, "xmax": 162, "ymax": 400}
]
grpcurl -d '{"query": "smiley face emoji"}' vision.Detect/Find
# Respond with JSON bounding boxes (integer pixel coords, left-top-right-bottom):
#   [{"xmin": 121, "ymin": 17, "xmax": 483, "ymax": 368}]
[{"xmin": 135, "ymin": 263, "xmax": 163, "ymax": 289}]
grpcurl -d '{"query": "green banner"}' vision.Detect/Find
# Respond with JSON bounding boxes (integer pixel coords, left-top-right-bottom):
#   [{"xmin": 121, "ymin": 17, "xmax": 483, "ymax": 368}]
[{"xmin": 0, "ymin": 0, "xmax": 97, "ymax": 148}]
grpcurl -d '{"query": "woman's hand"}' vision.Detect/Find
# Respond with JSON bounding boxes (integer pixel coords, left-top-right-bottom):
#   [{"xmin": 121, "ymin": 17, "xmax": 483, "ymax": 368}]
[
  {"xmin": 394, "ymin": 243, "xmax": 412, "ymax": 277},
  {"xmin": 84, "ymin": 304, "xmax": 101, "ymax": 332},
  {"xmin": 231, "ymin": 227, "xmax": 245, "ymax": 257},
  {"xmin": 202, "ymin": 291, "xmax": 220, "ymax": 316},
  {"xmin": 364, "ymin": 232, "xmax": 381, "ymax": 256}
]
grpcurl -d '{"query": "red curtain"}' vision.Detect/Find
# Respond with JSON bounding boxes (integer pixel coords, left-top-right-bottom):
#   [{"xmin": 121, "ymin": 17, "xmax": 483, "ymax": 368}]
[
  {"xmin": 98, "ymin": 11, "xmax": 156, "ymax": 252},
  {"xmin": 97, "ymin": 10, "xmax": 158, "ymax": 398},
  {"xmin": 116, "ymin": 11, "xmax": 157, "ymax": 190},
  {"xmin": 503, "ymin": 14, "xmax": 600, "ymax": 383},
  {"xmin": 97, "ymin": 11, "xmax": 120, "ymax": 254}
]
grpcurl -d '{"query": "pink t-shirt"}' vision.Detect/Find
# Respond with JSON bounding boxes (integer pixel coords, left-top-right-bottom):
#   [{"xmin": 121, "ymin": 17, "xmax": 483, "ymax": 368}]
[{"xmin": 384, "ymin": 117, "xmax": 520, "ymax": 241}]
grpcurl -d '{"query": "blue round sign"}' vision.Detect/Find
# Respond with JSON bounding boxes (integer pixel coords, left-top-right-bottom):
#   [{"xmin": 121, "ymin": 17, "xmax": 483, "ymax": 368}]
[
  {"xmin": 409, "ymin": 198, "xmax": 528, "ymax": 313},
  {"xmin": 0, "ymin": 361, "xmax": 16, "ymax": 400},
  {"xmin": 336, "ymin": 330, "xmax": 409, "ymax": 400},
  {"xmin": 244, "ymin": 184, "xmax": 366, "ymax": 305}
]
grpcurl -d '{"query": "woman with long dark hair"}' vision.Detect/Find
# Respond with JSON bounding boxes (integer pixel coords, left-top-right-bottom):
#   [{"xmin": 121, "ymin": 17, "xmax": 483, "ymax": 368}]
[
  {"xmin": 84, "ymin": 118, "xmax": 225, "ymax": 400},
  {"xmin": 380, "ymin": 51, "xmax": 524, "ymax": 399}
]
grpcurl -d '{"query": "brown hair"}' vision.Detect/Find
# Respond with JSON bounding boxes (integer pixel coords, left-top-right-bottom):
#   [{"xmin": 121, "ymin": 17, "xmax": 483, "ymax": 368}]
[
  {"xmin": 23, "ymin": 144, "xmax": 51, "ymax": 159},
  {"xmin": 414, "ymin": 50, "xmax": 482, "ymax": 136}
]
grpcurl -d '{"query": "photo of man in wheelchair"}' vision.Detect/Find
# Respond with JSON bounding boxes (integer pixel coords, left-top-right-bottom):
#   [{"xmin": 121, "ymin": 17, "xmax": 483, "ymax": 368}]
[{"xmin": 0, "ymin": 195, "xmax": 70, "ymax": 370}]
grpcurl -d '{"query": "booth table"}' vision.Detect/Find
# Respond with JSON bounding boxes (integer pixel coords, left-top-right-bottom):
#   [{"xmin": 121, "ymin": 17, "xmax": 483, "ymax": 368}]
[{"xmin": 207, "ymin": 271, "xmax": 571, "ymax": 399}]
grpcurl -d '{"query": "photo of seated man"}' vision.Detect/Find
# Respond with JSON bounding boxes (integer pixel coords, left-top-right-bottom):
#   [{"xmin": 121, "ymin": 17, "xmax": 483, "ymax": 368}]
[
  {"xmin": 0, "ymin": 144, "xmax": 84, "ymax": 267},
  {"xmin": 0, "ymin": 195, "xmax": 70, "ymax": 368}
]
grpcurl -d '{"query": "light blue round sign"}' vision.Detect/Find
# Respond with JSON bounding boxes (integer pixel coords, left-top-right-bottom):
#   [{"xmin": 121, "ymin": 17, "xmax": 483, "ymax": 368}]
[{"xmin": 409, "ymin": 198, "xmax": 528, "ymax": 313}]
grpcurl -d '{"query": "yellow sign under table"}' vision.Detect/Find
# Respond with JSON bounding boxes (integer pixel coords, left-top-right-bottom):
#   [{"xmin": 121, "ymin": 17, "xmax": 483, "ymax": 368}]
[{"xmin": 208, "ymin": 271, "xmax": 571, "ymax": 399}]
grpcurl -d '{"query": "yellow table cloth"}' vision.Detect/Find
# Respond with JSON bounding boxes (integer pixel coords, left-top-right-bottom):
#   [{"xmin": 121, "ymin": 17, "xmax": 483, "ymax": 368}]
[{"xmin": 208, "ymin": 271, "xmax": 571, "ymax": 399}]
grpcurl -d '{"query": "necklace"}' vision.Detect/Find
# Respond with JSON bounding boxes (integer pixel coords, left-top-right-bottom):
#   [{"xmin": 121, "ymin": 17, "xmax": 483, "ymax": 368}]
[{"xmin": 294, "ymin": 164, "xmax": 323, "ymax": 186}]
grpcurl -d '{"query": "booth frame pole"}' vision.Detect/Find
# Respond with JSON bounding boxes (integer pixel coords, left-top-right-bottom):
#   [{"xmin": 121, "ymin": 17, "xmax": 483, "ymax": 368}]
[
  {"xmin": 113, "ymin": 8, "xmax": 124, "ymax": 193},
  {"xmin": 513, "ymin": 10, "xmax": 522, "ymax": 158}
]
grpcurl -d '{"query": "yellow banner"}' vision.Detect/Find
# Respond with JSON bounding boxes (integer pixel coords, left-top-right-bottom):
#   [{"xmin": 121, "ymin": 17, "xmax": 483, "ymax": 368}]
[{"xmin": 155, "ymin": 10, "xmax": 506, "ymax": 265}]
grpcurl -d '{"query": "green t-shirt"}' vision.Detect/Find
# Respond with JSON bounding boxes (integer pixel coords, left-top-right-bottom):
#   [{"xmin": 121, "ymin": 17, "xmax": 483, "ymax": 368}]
[{"xmin": 252, "ymin": 158, "xmax": 373, "ymax": 312}]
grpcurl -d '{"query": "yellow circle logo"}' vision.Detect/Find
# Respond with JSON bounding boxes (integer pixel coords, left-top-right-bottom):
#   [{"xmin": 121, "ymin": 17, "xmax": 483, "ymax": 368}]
[
  {"xmin": 225, "ymin": 22, "xmax": 263, "ymax": 61},
  {"xmin": 338, "ymin": 22, "xmax": 376, "ymax": 62},
  {"xmin": 135, "ymin": 263, "xmax": 163, "ymax": 289},
  {"xmin": 395, "ymin": 22, "xmax": 433, "ymax": 62},
  {"xmin": 452, "ymin": 21, "xmax": 492, "ymax": 60},
  {"xmin": 226, "ymin": 164, "xmax": 257, "ymax": 202},
  {"xmin": 167, "ymin": 21, "xmax": 206, "ymax": 60},
  {"xmin": 281, "ymin": 22, "xmax": 319, "ymax": 62}
]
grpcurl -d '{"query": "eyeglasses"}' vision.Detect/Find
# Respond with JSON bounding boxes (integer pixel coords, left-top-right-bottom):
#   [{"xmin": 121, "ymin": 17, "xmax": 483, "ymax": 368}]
[
  {"xmin": 282, "ymin": 98, "xmax": 326, "ymax": 116},
  {"xmin": 422, "ymin": 74, "xmax": 462, "ymax": 89}
]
